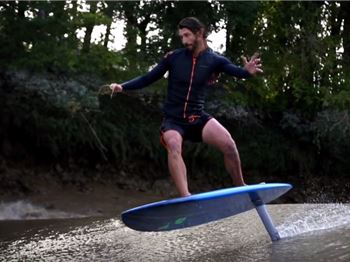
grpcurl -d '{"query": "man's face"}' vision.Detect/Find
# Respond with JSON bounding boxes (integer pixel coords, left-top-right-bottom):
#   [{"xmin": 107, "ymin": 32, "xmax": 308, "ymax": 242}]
[{"xmin": 178, "ymin": 28, "xmax": 199, "ymax": 51}]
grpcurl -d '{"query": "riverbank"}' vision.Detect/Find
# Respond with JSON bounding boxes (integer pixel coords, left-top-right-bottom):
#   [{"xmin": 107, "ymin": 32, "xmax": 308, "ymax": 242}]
[
  {"xmin": 0, "ymin": 159, "xmax": 167, "ymax": 218},
  {"xmin": 1, "ymin": 157, "xmax": 350, "ymax": 221},
  {"xmin": 1, "ymin": 184, "xmax": 163, "ymax": 220}
]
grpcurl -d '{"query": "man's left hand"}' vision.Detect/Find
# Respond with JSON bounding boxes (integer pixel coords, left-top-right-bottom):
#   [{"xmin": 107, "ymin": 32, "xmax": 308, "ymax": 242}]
[{"xmin": 241, "ymin": 52, "xmax": 263, "ymax": 76}]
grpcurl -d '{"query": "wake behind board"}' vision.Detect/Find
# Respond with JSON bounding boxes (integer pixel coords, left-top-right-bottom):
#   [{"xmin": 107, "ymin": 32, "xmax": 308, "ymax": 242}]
[{"xmin": 121, "ymin": 183, "xmax": 292, "ymax": 233}]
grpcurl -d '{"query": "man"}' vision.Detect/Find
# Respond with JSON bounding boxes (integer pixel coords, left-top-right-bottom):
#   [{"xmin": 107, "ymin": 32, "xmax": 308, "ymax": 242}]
[{"xmin": 110, "ymin": 17, "xmax": 263, "ymax": 197}]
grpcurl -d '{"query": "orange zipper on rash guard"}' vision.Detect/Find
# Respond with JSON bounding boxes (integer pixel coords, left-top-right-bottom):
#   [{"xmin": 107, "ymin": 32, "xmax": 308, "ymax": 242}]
[{"xmin": 183, "ymin": 56, "xmax": 197, "ymax": 119}]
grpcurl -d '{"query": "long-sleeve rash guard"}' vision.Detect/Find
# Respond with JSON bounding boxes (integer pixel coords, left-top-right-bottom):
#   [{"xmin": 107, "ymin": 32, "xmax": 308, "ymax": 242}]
[{"xmin": 122, "ymin": 48, "xmax": 251, "ymax": 119}]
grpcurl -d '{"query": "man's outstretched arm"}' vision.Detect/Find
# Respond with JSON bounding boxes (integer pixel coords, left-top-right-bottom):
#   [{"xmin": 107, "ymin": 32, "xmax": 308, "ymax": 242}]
[
  {"xmin": 110, "ymin": 55, "xmax": 171, "ymax": 93},
  {"xmin": 219, "ymin": 52, "xmax": 263, "ymax": 79}
]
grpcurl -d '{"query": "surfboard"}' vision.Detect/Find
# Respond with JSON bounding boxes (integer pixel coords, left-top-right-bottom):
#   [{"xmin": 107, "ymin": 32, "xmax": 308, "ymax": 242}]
[{"xmin": 121, "ymin": 183, "xmax": 292, "ymax": 233}]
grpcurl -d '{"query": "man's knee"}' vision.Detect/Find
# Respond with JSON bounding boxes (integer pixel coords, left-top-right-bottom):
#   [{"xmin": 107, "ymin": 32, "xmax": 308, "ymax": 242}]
[
  {"xmin": 165, "ymin": 136, "xmax": 182, "ymax": 156},
  {"xmin": 222, "ymin": 138, "xmax": 239, "ymax": 157}
]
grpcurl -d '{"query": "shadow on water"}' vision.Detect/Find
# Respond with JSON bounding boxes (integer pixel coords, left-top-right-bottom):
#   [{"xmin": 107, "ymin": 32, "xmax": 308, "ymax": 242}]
[{"xmin": 0, "ymin": 204, "xmax": 349, "ymax": 261}]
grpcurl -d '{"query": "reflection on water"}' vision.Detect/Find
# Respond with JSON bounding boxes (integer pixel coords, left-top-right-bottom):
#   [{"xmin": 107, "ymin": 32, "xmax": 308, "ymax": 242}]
[{"xmin": 0, "ymin": 204, "xmax": 349, "ymax": 261}]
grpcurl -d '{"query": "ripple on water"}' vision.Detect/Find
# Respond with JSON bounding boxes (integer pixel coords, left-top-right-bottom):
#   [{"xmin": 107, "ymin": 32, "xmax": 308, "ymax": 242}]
[
  {"xmin": 277, "ymin": 203, "xmax": 350, "ymax": 238},
  {"xmin": 1, "ymin": 204, "xmax": 350, "ymax": 262}
]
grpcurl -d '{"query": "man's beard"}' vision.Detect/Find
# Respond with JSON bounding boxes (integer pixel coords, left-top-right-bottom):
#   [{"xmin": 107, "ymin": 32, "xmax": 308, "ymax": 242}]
[{"xmin": 185, "ymin": 39, "xmax": 198, "ymax": 51}]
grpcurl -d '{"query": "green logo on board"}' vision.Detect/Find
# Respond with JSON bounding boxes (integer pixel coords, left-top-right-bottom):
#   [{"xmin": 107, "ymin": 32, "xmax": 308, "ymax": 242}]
[{"xmin": 158, "ymin": 216, "xmax": 188, "ymax": 230}]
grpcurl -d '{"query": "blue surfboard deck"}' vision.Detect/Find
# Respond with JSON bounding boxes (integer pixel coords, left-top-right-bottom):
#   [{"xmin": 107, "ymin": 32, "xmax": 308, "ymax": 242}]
[{"xmin": 121, "ymin": 183, "xmax": 292, "ymax": 232}]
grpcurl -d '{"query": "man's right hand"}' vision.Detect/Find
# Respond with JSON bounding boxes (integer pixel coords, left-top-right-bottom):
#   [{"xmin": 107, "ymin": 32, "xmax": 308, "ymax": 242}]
[
  {"xmin": 109, "ymin": 83, "xmax": 123, "ymax": 98},
  {"xmin": 110, "ymin": 83, "xmax": 123, "ymax": 93}
]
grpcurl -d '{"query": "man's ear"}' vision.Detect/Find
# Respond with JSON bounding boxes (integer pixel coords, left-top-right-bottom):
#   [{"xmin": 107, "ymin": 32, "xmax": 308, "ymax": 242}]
[{"xmin": 196, "ymin": 28, "xmax": 205, "ymax": 39}]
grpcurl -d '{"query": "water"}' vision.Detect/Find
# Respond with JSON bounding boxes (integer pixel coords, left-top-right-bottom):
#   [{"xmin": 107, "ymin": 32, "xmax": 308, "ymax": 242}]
[
  {"xmin": 0, "ymin": 201, "xmax": 84, "ymax": 220},
  {"xmin": 0, "ymin": 203, "xmax": 350, "ymax": 261}
]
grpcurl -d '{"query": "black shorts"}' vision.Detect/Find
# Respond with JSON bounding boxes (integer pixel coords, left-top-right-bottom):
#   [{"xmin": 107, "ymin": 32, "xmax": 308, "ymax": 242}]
[{"xmin": 160, "ymin": 113, "xmax": 213, "ymax": 144}]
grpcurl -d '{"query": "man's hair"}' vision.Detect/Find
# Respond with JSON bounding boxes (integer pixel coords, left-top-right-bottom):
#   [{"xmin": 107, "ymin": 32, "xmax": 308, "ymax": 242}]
[{"xmin": 178, "ymin": 17, "xmax": 208, "ymax": 39}]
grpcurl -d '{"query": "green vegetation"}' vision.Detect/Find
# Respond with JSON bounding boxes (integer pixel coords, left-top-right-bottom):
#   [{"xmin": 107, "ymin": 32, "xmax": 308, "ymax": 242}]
[{"xmin": 1, "ymin": 1, "xmax": 350, "ymax": 185}]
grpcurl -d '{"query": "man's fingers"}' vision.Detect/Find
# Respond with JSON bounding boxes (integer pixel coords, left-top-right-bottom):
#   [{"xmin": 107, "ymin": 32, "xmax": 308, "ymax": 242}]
[
  {"xmin": 110, "ymin": 83, "xmax": 117, "ymax": 90},
  {"xmin": 241, "ymin": 55, "xmax": 248, "ymax": 65},
  {"xmin": 251, "ymin": 52, "xmax": 260, "ymax": 61},
  {"xmin": 108, "ymin": 83, "xmax": 123, "ymax": 98},
  {"xmin": 253, "ymin": 58, "xmax": 261, "ymax": 64},
  {"xmin": 243, "ymin": 52, "xmax": 263, "ymax": 75},
  {"xmin": 110, "ymin": 83, "xmax": 123, "ymax": 91}
]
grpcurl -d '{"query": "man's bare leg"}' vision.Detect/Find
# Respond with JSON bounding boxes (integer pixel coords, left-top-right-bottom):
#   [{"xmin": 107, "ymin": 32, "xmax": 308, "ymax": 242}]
[
  {"xmin": 202, "ymin": 118, "xmax": 246, "ymax": 186},
  {"xmin": 162, "ymin": 130, "xmax": 191, "ymax": 197}
]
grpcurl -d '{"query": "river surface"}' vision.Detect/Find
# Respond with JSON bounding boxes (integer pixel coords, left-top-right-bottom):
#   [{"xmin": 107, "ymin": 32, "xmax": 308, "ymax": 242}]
[{"xmin": 0, "ymin": 203, "xmax": 350, "ymax": 261}]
